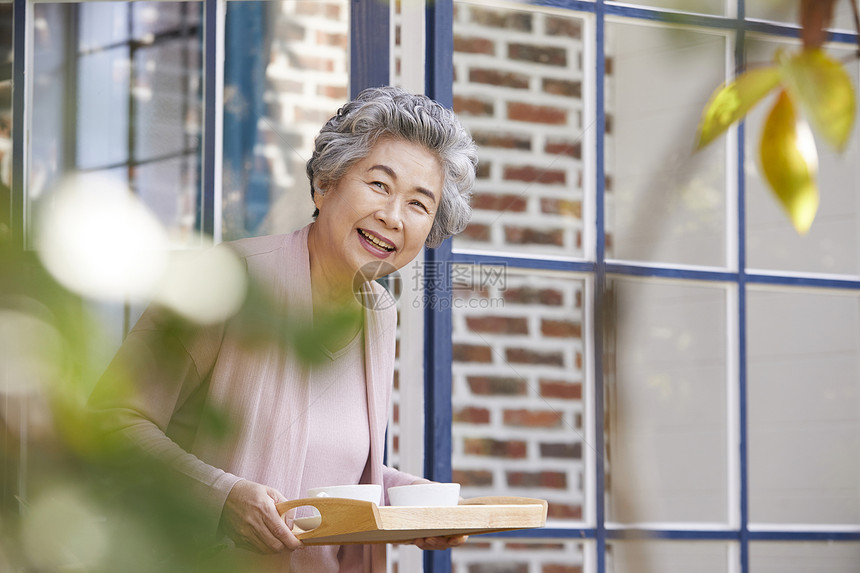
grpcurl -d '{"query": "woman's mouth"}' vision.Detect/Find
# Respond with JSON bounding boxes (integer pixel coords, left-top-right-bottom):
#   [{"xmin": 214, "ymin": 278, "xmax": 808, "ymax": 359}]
[{"xmin": 357, "ymin": 228, "xmax": 396, "ymax": 255}]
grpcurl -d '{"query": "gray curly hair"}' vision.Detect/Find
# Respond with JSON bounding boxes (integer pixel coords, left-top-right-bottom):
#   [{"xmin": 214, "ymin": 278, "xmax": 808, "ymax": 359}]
[{"xmin": 307, "ymin": 86, "xmax": 477, "ymax": 248}]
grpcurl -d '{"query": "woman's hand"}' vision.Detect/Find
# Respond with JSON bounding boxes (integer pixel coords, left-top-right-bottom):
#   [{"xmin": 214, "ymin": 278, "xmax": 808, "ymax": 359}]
[
  {"xmin": 220, "ymin": 479, "xmax": 304, "ymax": 554},
  {"xmin": 413, "ymin": 535, "xmax": 468, "ymax": 550},
  {"xmin": 408, "ymin": 478, "xmax": 468, "ymax": 550}
]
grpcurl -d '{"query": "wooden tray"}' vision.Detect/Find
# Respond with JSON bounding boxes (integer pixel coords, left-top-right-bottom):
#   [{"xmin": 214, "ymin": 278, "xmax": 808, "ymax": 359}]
[{"xmin": 275, "ymin": 496, "xmax": 547, "ymax": 545}]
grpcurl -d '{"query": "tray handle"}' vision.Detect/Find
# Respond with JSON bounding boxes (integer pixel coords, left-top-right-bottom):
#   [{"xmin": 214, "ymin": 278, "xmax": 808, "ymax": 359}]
[{"xmin": 275, "ymin": 497, "xmax": 383, "ymax": 541}]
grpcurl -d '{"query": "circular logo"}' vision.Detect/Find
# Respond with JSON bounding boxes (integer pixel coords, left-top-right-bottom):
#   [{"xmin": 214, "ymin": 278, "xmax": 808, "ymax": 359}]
[{"xmin": 353, "ymin": 261, "xmax": 402, "ymax": 311}]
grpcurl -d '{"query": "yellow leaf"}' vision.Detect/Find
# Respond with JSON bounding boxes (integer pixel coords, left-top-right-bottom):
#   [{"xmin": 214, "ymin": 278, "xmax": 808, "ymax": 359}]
[
  {"xmin": 696, "ymin": 65, "xmax": 782, "ymax": 150},
  {"xmin": 759, "ymin": 90, "xmax": 819, "ymax": 234},
  {"xmin": 781, "ymin": 48, "xmax": 856, "ymax": 151}
]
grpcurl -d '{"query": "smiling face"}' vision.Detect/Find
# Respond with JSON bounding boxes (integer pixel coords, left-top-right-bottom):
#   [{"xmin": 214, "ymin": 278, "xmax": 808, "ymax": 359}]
[{"xmin": 309, "ymin": 137, "xmax": 444, "ymax": 286}]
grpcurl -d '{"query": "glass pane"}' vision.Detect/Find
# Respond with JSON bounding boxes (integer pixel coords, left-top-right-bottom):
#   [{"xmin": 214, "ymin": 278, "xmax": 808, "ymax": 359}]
[
  {"xmin": 604, "ymin": 21, "xmax": 728, "ymax": 267},
  {"xmin": 452, "ymin": 538, "xmax": 587, "ymax": 572},
  {"xmin": 751, "ymin": 542, "xmax": 860, "ymax": 573},
  {"xmin": 77, "ymin": 46, "xmax": 130, "ymax": 169},
  {"xmin": 451, "ymin": 267, "xmax": 588, "ymax": 524},
  {"xmin": 132, "ymin": 2, "xmax": 201, "ymax": 39},
  {"xmin": 745, "ymin": 38, "xmax": 860, "ymax": 276},
  {"xmin": 605, "ymin": 278, "xmax": 729, "ymax": 524},
  {"xmin": 134, "ymin": 40, "xmax": 202, "ymax": 164},
  {"xmin": 451, "ymin": 2, "xmax": 588, "ymax": 259},
  {"xmin": 747, "ymin": 288, "xmax": 860, "ymax": 525},
  {"xmin": 607, "ymin": 541, "xmax": 731, "ymax": 573},
  {"xmin": 607, "ymin": 0, "xmax": 726, "ymax": 16},
  {"xmin": 30, "ymin": 4, "xmax": 72, "ymax": 209},
  {"xmin": 30, "ymin": 2, "xmax": 203, "ymax": 244},
  {"xmin": 746, "ymin": 2, "xmax": 857, "ymax": 31},
  {"xmin": 222, "ymin": 0, "xmax": 349, "ymax": 240},
  {"xmin": 1, "ymin": 2, "xmax": 11, "ymax": 236}
]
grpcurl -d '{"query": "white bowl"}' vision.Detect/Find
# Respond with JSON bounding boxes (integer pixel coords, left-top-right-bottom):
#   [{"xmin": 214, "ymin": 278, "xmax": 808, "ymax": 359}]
[
  {"xmin": 387, "ymin": 483, "xmax": 461, "ymax": 507},
  {"xmin": 306, "ymin": 484, "xmax": 382, "ymax": 504}
]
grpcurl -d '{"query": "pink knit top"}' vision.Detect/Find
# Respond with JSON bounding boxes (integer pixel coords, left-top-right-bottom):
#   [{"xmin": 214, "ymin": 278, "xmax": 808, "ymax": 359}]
[{"xmin": 90, "ymin": 225, "xmax": 419, "ymax": 572}]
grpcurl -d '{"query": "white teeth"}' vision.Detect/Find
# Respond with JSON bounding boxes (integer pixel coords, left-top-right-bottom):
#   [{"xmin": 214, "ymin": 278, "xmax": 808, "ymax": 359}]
[{"xmin": 359, "ymin": 229, "xmax": 395, "ymax": 251}]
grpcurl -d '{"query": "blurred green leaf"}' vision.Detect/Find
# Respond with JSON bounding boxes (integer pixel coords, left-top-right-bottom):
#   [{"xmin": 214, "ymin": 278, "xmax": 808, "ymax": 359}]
[
  {"xmin": 696, "ymin": 65, "xmax": 782, "ymax": 150},
  {"xmin": 759, "ymin": 90, "xmax": 820, "ymax": 234},
  {"xmin": 781, "ymin": 48, "xmax": 856, "ymax": 151}
]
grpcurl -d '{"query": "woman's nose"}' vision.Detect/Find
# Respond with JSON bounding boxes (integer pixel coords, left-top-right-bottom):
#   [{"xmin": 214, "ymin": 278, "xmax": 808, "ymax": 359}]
[{"xmin": 376, "ymin": 199, "xmax": 403, "ymax": 230}]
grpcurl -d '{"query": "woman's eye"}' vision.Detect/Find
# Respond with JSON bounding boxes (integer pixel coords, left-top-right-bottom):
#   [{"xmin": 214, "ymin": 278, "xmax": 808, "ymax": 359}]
[
  {"xmin": 411, "ymin": 200, "xmax": 429, "ymax": 213},
  {"xmin": 372, "ymin": 181, "xmax": 386, "ymax": 190}
]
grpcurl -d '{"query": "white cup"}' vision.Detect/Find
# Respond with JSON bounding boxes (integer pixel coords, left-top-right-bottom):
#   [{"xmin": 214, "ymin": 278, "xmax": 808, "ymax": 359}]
[{"xmin": 387, "ymin": 483, "xmax": 461, "ymax": 507}]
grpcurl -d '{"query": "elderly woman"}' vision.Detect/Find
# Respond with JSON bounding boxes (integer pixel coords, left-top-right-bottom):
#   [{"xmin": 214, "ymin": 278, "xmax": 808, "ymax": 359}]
[{"xmin": 89, "ymin": 86, "xmax": 477, "ymax": 572}]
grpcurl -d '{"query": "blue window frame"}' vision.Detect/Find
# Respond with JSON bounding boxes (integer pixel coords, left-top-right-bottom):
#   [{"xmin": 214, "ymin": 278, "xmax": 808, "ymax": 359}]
[{"xmin": 422, "ymin": 1, "xmax": 860, "ymax": 572}]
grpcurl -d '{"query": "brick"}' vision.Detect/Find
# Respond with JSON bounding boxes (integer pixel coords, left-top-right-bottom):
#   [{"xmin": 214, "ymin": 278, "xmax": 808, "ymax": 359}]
[
  {"xmin": 503, "ymin": 287, "xmax": 563, "ymax": 306},
  {"xmin": 452, "ymin": 469, "xmax": 494, "ymax": 487},
  {"xmin": 472, "ymin": 132, "xmax": 531, "ymax": 151},
  {"xmin": 467, "ymin": 316, "xmax": 529, "ymax": 335},
  {"xmin": 476, "ymin": 162, "xmax": 491, "ymax": 179},
  {"xmin": 469, "ymin": 68, "xmax": 530, "ymax": 89},
  {"xmin": 472, "ymin": 193, "xmax": 528, "ymax": 213},
  {"xmin": 605, "ymin": 56, "xmax": 614, "ymax": 76},
  {"xmin": 506, "ymin": 347, "xmax": 565, "ymax": 366},
  {"xmin": 544, "ymin": 139, "xmax": 582, "ymax": 159},
  {"xmin": 454, "ymin": 35, "xmax": 495, "ymax": 55},
  {"xmin": 270, "ymin": 78, "xmax": 304, "ymax": 95},
  {"xmin": 507, "ymin": 102, "xmax": 567, "ymax": 125},
  {"xmin": 503, "ymin": 165, "xmax": 566, "ymax": 185},
  {"xmin": 315, "ymin": 30, "xmax": 347, "ymax": 48},
  {"xmin": 467, "ymin": 376, "xmax": 527, "ymax": 396},
  {"xmin": 460, "ymin": 223, "xmax": 490, "ymax": 241},
  {"xmin": 463, "ymin": 438, "xmax": 527, "ymax": 458},
  {"xmin": 453, "ymin": 95, "xmax": 494, "ymax": 116},
  {"xmin": 454, "ymin": 406, "xmax": 491, "ymax": 424},
  {"xmin": 453, "ymin": 344, "xmax": 493, "ymax": 363},
  {"xmin": 542, "ymin": 78, "xmax": 581, "ymax": 98},
  {"xmin": 324, "ymin": 3, "xmax": 340, "ymax": 19},
  {"xmin": 317, "ymin": 84, "xmax": 348, "ymax": 100},
  {"xmin": 540, "ymin": 442, "xmax": 582, "ymax": 459},
  {"xmin": 504, "ymin": 409, "xmax": 563, "ymax": 428},
  {"xmin": 508, "ymin": 43, "xmax": 567, "ymax": 67},
  {"xmin": 453, "ymin": 285, "xmax": 490, "ymax": 301},
  {"xmin": 548, "ymin": 503, "xmax": 582, "ymax": 519},
  {"xmin": 545, "ymin": 16, "xmax": 583, "ymax": 39},
  {"xmin": 507, "ymin": 470, "xmax": 567, "ymax": 489},
  {"xmin": 295, "ymin": 1, "xmax": 322, "ymax": 16},
  {"xmin": 504, "ymin": 226, "xmax": 564, "ymax": 247},
  {"xmin": 469, "ymin": 7, "xmax": 532, "ymax": 32},
  {"xmin": 541, "ymin": 319, "xmax": 581, "ymax": 338},
  {"xmin": 539, "ymin": 380, "xmax": 582, "ymax": 400},
  {"xmin": 288, "ymin": 53, "xmax": 335, "ymax": 72},
  {"xmin": 543, "ymin": 565, "xmax": 583, "ymax": 573},
  {"xmin": 605, "ymin": 112, "xmax": 613, "ymax": 135},
  {"xmin": 540, "ymin": 198, "xmax": 581, "ymax": 217},
  {"xmin": 295, "ymin": 106, "xmax": 334, "ymax": 124}
]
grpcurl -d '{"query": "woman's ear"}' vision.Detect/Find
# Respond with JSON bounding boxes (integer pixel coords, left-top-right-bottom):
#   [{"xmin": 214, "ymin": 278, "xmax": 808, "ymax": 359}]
[{"xmin": 313, "ymin": 182, "xmax": 326, "ymax": 210}]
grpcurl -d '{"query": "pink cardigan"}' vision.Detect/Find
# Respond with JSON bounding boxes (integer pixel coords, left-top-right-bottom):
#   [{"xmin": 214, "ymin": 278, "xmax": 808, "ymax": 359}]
[{"xmin": 90, "ymin": 224, "xmax": 418, "ymax": 571}]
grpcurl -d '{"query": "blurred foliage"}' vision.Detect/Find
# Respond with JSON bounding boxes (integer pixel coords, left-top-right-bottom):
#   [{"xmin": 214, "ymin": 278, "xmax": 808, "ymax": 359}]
[
  {"xmin": 0, "ymin": 188, "xmax": 361, "ymax": 571},
  {"xmin": 696, "ymin": 0, "xmax": 858, "ymax": 234}
]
